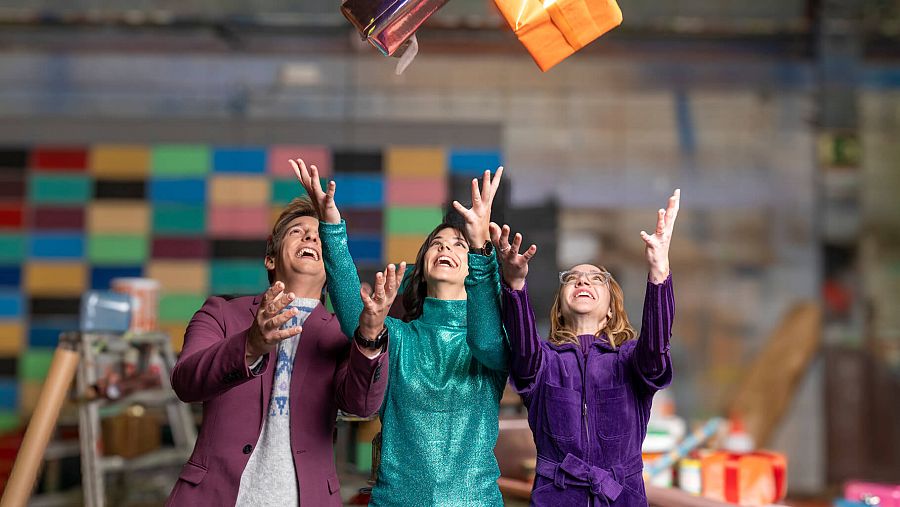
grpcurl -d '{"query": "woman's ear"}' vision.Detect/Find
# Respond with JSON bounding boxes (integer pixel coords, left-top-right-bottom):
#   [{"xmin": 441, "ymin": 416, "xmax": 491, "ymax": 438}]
[{"xmin": 264, "ymin": 256, "xmax": 276, "ymax": 271}]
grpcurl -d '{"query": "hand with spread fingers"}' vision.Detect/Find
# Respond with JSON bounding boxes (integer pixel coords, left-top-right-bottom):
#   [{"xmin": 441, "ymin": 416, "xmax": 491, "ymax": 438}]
[
  {"xmin": 246, "ymin": 281, "xmax": 303, "ymax": 365},
  {"xmin": 357, "ymin": 262, "xmax": 407, "ymax": 357},
  {"xmin": 489, "ymin": 222, "xmax": 537, "ymax": 291},
  {"xmin": 640, "ymin": 188, "xmax": 680, "ymax": 284},
  {"xmin": 452, "ymin": 166, "xmax": 504, "ymax": 250},
  {"xmin": 290, "ymin": 158, "xmax": 341, "ymax": 225}
]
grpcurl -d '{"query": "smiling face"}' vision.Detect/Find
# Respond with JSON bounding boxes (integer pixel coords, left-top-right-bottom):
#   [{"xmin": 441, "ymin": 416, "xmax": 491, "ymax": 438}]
[
  {"xmin": 422, "ymin": 227, "xmax": 469, "ymax": 287},
  {"xmin": 265, "ymin": 215, "xmax": 325, "ymax": 290},
  {"xmin": 558, "ymin": 263, "xmax": 612, "ymax": 326}
]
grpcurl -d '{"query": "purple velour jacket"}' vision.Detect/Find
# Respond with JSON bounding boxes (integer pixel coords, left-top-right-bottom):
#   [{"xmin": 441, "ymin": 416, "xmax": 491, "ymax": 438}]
[
  {"xmin": 500, "ymin": 275, "xmax": 674, "ymax": 507},
  {"xmin": 165, "ymin": 294, "xmax": 388, "ymax": 507}
]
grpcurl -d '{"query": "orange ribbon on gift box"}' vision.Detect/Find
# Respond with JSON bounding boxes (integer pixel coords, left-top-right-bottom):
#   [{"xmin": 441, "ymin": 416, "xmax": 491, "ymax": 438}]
[
  {"xmin": 494, "ymin": 0, "xmax": 622, "ymax": 71},
  {"xmin": 701, "ymin": 451, "xmax": 788, "ymax": 506}
]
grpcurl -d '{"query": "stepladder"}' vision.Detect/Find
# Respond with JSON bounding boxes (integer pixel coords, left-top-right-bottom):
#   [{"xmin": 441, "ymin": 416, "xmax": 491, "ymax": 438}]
[{"xmin": 72, "ymin": 331, "xmax": 196, "ymax": 507}]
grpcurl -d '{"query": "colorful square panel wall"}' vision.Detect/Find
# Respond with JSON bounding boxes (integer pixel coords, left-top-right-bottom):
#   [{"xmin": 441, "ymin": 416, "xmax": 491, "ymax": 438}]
[{"xmin": 0, "ymin": 144, "xmax": 502, "ymax": 430}]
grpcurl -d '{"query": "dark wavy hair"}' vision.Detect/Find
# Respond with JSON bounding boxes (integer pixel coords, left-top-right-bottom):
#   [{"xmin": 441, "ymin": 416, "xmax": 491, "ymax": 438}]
[{"xmin": 400, "ymin": 210, "xmax": 468, "ymax": 322}]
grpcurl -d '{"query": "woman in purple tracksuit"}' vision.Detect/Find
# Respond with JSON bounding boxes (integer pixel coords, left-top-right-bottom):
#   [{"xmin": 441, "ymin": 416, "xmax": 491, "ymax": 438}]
[{"xmin": 489, "ymin": 189, "xmax": 680, "ymax": 506}]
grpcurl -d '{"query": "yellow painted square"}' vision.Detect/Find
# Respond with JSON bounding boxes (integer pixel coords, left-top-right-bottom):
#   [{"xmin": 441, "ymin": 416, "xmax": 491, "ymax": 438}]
[
  {"xmin": 385, "ymin": 146, "xmax": 446, "ymax": 177},
  {"xmin": 161, "ymin": 322, "xmax": 188, "ymax": 353},
  {"xmin": 146, "ymin": 261, "xmax": 209, "ymax": 294},
  {"xmin": 25, "ymin": 262, "xmax": 86, "ymax": 297},
  {"xmin": 385, "ymin": 235, "xmax": 423, "ymax": 264},
  {"xmin": 210, "ymin": 176, "xmax": 270, "ymax": 206},
  {"xmin": 87, "ymin": 201, "xmax": 150, "ymax": 234},
  {"xmin": 0, "ymin": 321, "xmax": 23, "ymax": 354},
  {"xmin": 90, "ymin": 144, "xmax": 151, "ymax": 179}
]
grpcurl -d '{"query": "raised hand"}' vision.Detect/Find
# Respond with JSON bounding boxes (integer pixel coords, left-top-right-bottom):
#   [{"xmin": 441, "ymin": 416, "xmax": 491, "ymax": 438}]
[
  {"xmin": 452, "ymin": 166, "xmax": 504, "ymax": 250},
  {"xmin": 640, "ymin": 189, "xmax": 680, "ymax": 284},
  {"xmin": 489, "ymin": 222, "xmax": 536, "ymax": 291},
  {"xmin": 246, "ymin": 281, "xmax": 303, "ymax": 365},
  {"xmin": 290, "ymin": 158, "xmax": 341, "ymax": 224},
  {"xmin": 359, "ymin": 262, "xmax": 407, "ymax": 341}
]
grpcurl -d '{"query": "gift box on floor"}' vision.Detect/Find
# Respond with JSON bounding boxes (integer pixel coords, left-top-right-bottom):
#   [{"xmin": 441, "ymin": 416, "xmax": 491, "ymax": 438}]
[
  {"xmin": 701, "ymin": 451, "xmax": 787, "ymax": 506},
  {"xmin": 493, "ymin": 0, "xmax": 622, "ymax": 71},
  {"xmin": 341, "ymin": 0, "xmax": 449, "ymax": 56},
  {"xmin": 101, "ymin": 405, "xmax": 160, "ymax": 459}
]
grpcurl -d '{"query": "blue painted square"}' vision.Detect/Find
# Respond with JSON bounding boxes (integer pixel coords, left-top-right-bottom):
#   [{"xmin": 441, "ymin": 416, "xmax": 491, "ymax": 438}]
[
  {"xmin": 449, "ymin": 149, "xmax": 503, "ymax": 176},
  {"xmin": 0, "ymin": 380, "xmax": 17, "ymax": 410},
  {"xmin": 347, "ymin": 235, "xmax": 383, "ymax": 264},
  {"xmin": 90, "ymin": 266, "xmax": 143, "ymax": 290},
  {"xmin": 29, "ymin": 317, "xmax": 78, "ymax": 348},
  {"xmin": 213, "ymin": 147, "xmax": 267, "ymax": 173},
  {"xmin": 0, "ymin": 292, "xmax": 22, "ymax": 318},
  {"xmin": 149, "ymin": 179, "xmax": 206, "ymax": 204},
  {"xmin": 332, "ymin": 175, "xmax": 383, "ymax": 208},
  {"xmin": 29, "ymin": 233, "xmax": 84, "ymax": 259},
  {"xmin": 0, "ymin": 266, "xmax": 20, "ymax": 287}
]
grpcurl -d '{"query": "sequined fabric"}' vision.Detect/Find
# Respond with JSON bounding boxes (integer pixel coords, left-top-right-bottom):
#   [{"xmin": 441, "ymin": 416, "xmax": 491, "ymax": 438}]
[{"xmin": 320, "ymin": 221, "xmax": 508, "ymax": 506}]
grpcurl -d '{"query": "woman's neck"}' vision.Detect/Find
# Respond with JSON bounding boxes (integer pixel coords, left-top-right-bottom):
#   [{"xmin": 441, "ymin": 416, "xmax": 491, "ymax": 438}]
[
  {"xmin": 427, "ymin": 281, "xmax": 466, "ymax": 300},
  {"xmin": 568, "ymin": 314, "xmax": 608, "ymax": 336}
]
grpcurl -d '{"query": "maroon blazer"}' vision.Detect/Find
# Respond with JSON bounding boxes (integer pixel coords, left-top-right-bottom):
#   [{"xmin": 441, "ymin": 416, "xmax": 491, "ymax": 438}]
[{"xmin": 165, "ymin": 294, "xmax": 388, "ymax": 507}]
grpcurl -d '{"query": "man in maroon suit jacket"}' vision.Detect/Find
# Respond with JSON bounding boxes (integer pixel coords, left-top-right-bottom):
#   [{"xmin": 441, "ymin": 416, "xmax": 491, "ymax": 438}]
[{"xmin": 167, "ymin": 197, "xmax": 400, "ymax": 506}]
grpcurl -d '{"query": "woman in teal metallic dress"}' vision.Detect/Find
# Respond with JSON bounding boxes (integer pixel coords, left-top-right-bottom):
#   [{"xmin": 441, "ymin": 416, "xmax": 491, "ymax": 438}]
[{"xmin": 292, "ymin": 159, "xmax": 509, "ymax": 506}]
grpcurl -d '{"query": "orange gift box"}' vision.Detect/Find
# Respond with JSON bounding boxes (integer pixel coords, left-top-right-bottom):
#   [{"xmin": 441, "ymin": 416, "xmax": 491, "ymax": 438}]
[
  {"xmin": 701, "ymin": 451, "xmax": 787, "ymax": 506},
  {"xmin": 494, "ymin": 0, "xmax": 622, "ymax": 71}
]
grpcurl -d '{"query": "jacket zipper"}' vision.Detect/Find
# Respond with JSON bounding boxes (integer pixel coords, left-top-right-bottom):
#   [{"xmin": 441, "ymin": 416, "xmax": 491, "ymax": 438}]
[
  {"xmin": 577, "ymin": 347, "xmax": 590, "ymax": 449},
  {"xmin": 577, "ymin": 346, "xmax": 591, "ymax": 507}
]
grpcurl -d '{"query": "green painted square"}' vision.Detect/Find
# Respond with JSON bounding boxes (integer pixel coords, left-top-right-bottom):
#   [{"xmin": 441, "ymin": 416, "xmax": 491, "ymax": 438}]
[
  {"xmin": 271, "ymin": 178, "xmax": 327, "ymax": 205},
  {"xmin": 20, "ymin": 348, "xmax": 55, "ymax": 381},
  {"xmin": 151, "ymin": 145, "xmax": 210, "ymax": 176},
  {"xmin": 0, "ymin": 411, "xmax": 19, "ymax": 432},
  {"xmin": 160, "ymin": 293, "xmax": 207, "ymax": 322},
  {"xmin": 29, "ymin": 174, "xmax": 91, "ymax": 204},
  {"xmin": 0, "ymin": 234, "xmax": 25, "ymax": 262},
  {"xmin": 88, "ymin": 235, "xmax": 148, "ymax": 265},
  {"xmin": 386, "ymin": 207, "xmax": 444, "ymax": 234},
  {"xmin": 355, "ymin": 442, "xmax": 372, "ymax": 472},
  {"xmin": 152, "ymin": 205, "xmax": 206, "ymax": 235},
  {"xmin": 211, "ymin": 261, "xmax": 268, "ymax": 295},
  {"xmin": 272, "ymin": 179, "xmax": 307, "ymax": 205}
]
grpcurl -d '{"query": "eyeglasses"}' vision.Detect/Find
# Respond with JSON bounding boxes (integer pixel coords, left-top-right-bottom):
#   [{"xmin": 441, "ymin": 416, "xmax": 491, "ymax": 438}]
[{"xmin": 558, "ymin": 269, "xmax": 611, "ymax": 287}]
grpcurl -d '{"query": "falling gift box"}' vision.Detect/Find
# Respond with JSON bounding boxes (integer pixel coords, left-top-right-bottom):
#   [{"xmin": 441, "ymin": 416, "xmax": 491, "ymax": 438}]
[
  {"xmin": 494, "ymin": 0, "xmax": 623, "ymax": 72},
  {"xmin": 341, "ymin": 0, "xmax": 449, "ymax": 56}
]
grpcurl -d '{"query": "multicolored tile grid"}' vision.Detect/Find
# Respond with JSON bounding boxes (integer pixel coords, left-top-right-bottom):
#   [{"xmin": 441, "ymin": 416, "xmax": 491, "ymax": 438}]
[{"xmin": 0, "ymin": 144, "xmax": 502, "ymax": 431}]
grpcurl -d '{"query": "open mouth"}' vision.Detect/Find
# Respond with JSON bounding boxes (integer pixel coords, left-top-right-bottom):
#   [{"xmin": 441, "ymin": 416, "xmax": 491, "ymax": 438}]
[
  {"xmin": 574, "ymin": 290, "xmax": 595, "ymax": 300},
  {"xmin": 434, "ymin": 255, "xmax": 457, "ymax": 268},
  {"xmin": 296, "ymin": 247, "xmax": 320, "ymax": 261}
]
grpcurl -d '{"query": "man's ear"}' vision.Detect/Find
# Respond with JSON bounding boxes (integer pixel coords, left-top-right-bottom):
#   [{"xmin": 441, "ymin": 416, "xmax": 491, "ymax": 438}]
[{"xmin": 264, "ymin": 256, "xmax": 276, "ymax": 271}]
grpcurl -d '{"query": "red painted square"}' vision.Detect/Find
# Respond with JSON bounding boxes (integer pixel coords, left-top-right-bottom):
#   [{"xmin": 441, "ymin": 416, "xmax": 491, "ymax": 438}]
[
  {"xmin": 32, "ymin": 207, "xmax": 85, "ymax": 230},
  {"xmin": 0, "ymin": 204, "xmax": 23, "ymax": 228},
  {"xmin": 31, "ymin": 147, "xmax": 89, "ymax": 170},
  {"xmin": 152, "ymin": 237, "xmax": 210, "ymax": 259}
]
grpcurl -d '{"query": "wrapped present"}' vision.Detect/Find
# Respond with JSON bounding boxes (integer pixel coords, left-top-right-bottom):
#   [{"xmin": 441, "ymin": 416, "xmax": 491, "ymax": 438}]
[
  {"xmin": 101, "ymin": 405, "xmax": 160, "ymax": 459},
  {"xmin": 844, "ymin": 481, "xmax": 900, "ymax": 507},
  {"xmin": 341, "ymin": 0, "xmax": 448, "ymax": 57},
  {"xmin": 494, "ymin": 0, "xmax": 623, "ymax": 71},
  {"xmin": 701, "ymin": 451, "xmax": 787, "ymax": 506}
]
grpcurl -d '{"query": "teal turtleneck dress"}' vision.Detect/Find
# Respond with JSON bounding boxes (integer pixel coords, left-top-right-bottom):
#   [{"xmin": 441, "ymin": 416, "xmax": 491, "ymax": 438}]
[{"xmin": 320, "ymin": 220, "xmax": 508, "ymax": 506}]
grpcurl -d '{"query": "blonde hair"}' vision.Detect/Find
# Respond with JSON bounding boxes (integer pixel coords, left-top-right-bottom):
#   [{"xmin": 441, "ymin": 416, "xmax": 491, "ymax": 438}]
[{"xmin": 548, "ymin": 269, "xmax": 636, "ymax": 348}]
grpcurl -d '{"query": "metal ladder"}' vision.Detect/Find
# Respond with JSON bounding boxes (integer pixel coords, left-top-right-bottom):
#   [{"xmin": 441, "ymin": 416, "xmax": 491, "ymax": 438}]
[{"xmin": 73, "ymin": 331, "xmax": 196, "ymax": 507}]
